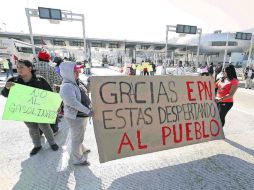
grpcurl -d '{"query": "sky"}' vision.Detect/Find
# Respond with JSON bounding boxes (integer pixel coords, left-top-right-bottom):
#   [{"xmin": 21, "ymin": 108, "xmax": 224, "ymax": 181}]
[{"xmin": 0, "ymin": 0, "xmax": 253, "ymax": 42}]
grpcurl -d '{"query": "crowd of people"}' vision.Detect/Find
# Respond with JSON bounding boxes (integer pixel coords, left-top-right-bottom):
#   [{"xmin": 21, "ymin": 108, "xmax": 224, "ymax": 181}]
[
  {"xmin": 125, "ymin": 59, "xmax": 156, "ymax": 76},
  {"xmin": 0, "ymin": 46, "xmax": 251, "ymax": 166}
]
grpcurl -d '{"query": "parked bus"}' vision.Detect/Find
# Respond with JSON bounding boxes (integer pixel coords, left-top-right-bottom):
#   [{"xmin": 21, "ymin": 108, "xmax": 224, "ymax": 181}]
[{"xmin": 0, "ymin": 38, "xmax": 41, "ymax": 70}]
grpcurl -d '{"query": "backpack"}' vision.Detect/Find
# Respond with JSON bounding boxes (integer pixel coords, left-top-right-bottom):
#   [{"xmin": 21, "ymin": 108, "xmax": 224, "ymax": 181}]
[
  {"xmin": 78, "ymin": 80, "xmax": 91, "ymax": 108},
  {"xmin": 64, "ymin": 80, "xmax": 91, "ymax": 109},
  {"xmin": 80, "ymin": 88, "xmax": 91, "ymax": 108},
  {"xmin": 76, "ymin": 86, "xmax": 92, "ymax": 117}
]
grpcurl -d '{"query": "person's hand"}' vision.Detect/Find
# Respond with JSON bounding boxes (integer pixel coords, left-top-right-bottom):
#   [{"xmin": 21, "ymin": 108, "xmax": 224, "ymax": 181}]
[
  {"xmin": 54, "ymin": 84, "xmax": 60, "ymax": 92},
  {"xmin": 88, "ymin": 110, "xmax": 94, "ymax": 117},
  {"xmin": 5, "ymin": 82, "xmax": 14, "ymax": 90},
  {"xmin": 215, "ymin": 97, "xmax": 222, "ymax": 102}
]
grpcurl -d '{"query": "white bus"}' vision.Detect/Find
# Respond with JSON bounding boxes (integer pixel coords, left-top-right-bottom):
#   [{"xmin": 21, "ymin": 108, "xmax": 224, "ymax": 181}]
[{"xmin": 0, "ymin": 38, "xmax": 41, "ymax": 70}]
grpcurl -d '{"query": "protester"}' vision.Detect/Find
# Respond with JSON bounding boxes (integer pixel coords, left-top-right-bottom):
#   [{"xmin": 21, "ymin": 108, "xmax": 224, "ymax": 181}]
[
  {"xmin": 38, "ymin": 47, "xmax": 51, "ymax": 62},
  {"xmin": 200, "ymin": 62, "xmax": 209, "ymax": 76},
  {"xmin": 54, "ymin": 56, "xmax": 63, "ymax": 76},
  {"xmin": 26, "ymin": 55, "xmax": 61, "ymax": 136},
  {"xmin": 130, "ymin": 63, "xmax": 136, "ymax": 75},
  {"xmin": 215, "ymin": 65, "xmax": 238, "ymax": 127},
  {"xmin": 208, "ymin": 62, "xmax": 214, "ymax": 76},
  {"xmin": 244, "ymin": 65, "xmax": 254, "ymax": 89},
  {"xmin": 84, "ymin": 60, "xmax": 91, "ymax": 75},
  {"xmin": 3, "ymin": 58, "xmax": 13, "ymax": 79},
  {"xmin": 150, "ymin": 62, "xmax": 156, "ymax": 76},
  {"xmin": 1, "ymin": 60, "xmax": 59, "ymax": 156},
  {"xmin": 59, "ymin": 61, "xmax": 93, "ymax": 166},
  {"xmin": 32, "ymin": 57, "xmax": 37, "ymax": 65},
  {"xmin": 35, "ymin": 57, "xmax": 63, "ymax": 136},
  {"xmin": 175, "ymin": 61, "xmax": 185, "ymax": 76},
  {"xmin": 215, "ymin": 63, "xmax": 223, "ymax": 81},
  {"xmin": 143, "ymin": 60, "xmax": 149, "ymax": 76},
  {"xmin": 34, "ymin": 58, "xmax": 62, "ymax": 92},
  {"xmin": 49, "ymin": 56, "xmax": 64, "ymax": 133},
  {"xmin": 138, "ymin": 63, "xmax": 144, "ymax": 76}
]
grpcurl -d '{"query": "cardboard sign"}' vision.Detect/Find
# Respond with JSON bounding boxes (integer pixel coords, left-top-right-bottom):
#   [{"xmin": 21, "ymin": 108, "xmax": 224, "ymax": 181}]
[
  {"xmin": 90, "ymin": 76, "xmax": 225, "ymax": 163},
  {"xmin": 2, "ymin": 83, "xmax": 62, "ymax": 124}
]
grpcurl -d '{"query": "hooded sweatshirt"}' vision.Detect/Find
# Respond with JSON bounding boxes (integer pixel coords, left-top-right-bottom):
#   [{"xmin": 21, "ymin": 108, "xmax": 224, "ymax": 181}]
[{"xmin": 59, "ymin": 61, "xmax": 91, "ymax": 119}]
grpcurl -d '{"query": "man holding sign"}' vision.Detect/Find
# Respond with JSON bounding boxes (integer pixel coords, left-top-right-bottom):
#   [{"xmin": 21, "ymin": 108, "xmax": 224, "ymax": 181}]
[{"xmin": 1, "ymin": 60, "xmax": 59, "ymax": 156}]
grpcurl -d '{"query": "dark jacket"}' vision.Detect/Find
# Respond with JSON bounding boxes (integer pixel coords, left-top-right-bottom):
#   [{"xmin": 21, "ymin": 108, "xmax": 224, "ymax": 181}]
[
  {"xmin": 152, "ymin": 63, "xmax": 156, "ymax": 72},
  {"xmin": 208, "ymin": 65, "xmax": 214, "ymax": 75},
  {"xmin": 7, "ymin": 59, "xmax": 12, "ymax": 69},
  {"xmin": 1, "ymin": 74, "xmax": 52, "ymax": 97},
  {"xmin": 215, "ymin": 65, "xmax": 222, "ymax": 74}
]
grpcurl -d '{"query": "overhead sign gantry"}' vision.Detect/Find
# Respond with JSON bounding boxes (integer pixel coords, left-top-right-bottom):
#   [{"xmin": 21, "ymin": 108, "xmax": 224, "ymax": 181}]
[
  {"xmin": 235, "ymin": 32, "xmax": 253, "ymax": 66},
  {"xmin": 25, "ymin": 7, "xmax": 86, "ymax": 60},
  {"xmin": 163, "ymin": 24, "xmax": 202, "ymax": 74}
]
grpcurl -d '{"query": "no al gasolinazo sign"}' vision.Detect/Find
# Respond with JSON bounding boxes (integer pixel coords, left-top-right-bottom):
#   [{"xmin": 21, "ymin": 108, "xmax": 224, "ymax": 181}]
[{"xmin": 90, "ymin": 76, "xmax": 224, "ymax": 163}]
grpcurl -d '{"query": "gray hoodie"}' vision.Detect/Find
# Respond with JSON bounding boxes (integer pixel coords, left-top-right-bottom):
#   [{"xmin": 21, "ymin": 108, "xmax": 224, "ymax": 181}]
[{"xmin": 59, "ymin": 61, "xmax": 91, "ymax": 119}]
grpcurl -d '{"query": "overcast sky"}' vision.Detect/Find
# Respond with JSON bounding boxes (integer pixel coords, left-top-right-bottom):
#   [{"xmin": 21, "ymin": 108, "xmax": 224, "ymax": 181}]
[{"xmin": 0, "ymin": 0, "xmax": 253, "ymax": 42}]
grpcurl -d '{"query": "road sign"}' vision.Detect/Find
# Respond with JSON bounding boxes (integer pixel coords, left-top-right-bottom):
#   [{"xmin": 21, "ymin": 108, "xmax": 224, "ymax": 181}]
[
  {"xmin": 176, "ymin": 24, "xmax": 197, "ymax": 34},
  {"xmin": 235, "ymin": 32, "xmax": 252, "ymax": 40},
  {"xmin": 38, "ymin": 7, "xmax": 62, "ymax": 20}
]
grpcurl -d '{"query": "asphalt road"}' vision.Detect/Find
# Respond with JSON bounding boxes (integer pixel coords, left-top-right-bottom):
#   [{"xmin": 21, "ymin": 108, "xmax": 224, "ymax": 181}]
[{"xmin": 0, "ymin": 66, "xmax": 254, "ymax": 190}]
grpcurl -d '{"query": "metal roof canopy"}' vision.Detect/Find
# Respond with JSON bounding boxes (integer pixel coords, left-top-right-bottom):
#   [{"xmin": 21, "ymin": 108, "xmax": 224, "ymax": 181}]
[{"xmin": 0, "ymin": 31, "xmax": 198, "ymax": 53}]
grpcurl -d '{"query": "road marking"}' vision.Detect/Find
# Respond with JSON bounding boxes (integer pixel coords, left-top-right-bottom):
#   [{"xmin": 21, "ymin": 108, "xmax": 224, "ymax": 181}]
[{"xmin": 232, "ymin": 107, "xmax": 254, "ymax": 116}]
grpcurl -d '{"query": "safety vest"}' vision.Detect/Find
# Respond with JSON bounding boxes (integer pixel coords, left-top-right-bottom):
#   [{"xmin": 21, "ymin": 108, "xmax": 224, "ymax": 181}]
[
  {"xmin": 3, "ymin": 60, "xmax": 9, "ymax": 69},
  {"xmin": 136, "ymin": 64, "xmax": 143, "ymax": 71},
  {"xmin": 143, "ymin": 62, "xmax": 150, "ymax": 68},
  {"xmin": 85, "ymin": 63, "xmax": 91, "ymax": 68},
  {"xmin": 148, "ymin": 65, "xmax": 153, "ymax": 72}
]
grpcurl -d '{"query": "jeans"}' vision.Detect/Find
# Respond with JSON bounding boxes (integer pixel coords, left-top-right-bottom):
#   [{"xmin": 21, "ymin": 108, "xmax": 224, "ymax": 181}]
[
  {"xmin": 217, "ymin": 102, "xmax": 233, "ymax": 127},
  {"xmin": 6, "ymin": 69, "xmax": 13, "ymax": 78}
]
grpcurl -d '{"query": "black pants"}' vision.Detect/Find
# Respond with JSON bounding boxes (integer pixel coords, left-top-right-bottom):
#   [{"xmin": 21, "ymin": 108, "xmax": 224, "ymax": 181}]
[
  {"xmin": 217, "ymin": 102, "xmax": 233, "ymax": 127},
  {"xmin": 144, "ymin": 70, "xmax": 149, "ymax": 76}
]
